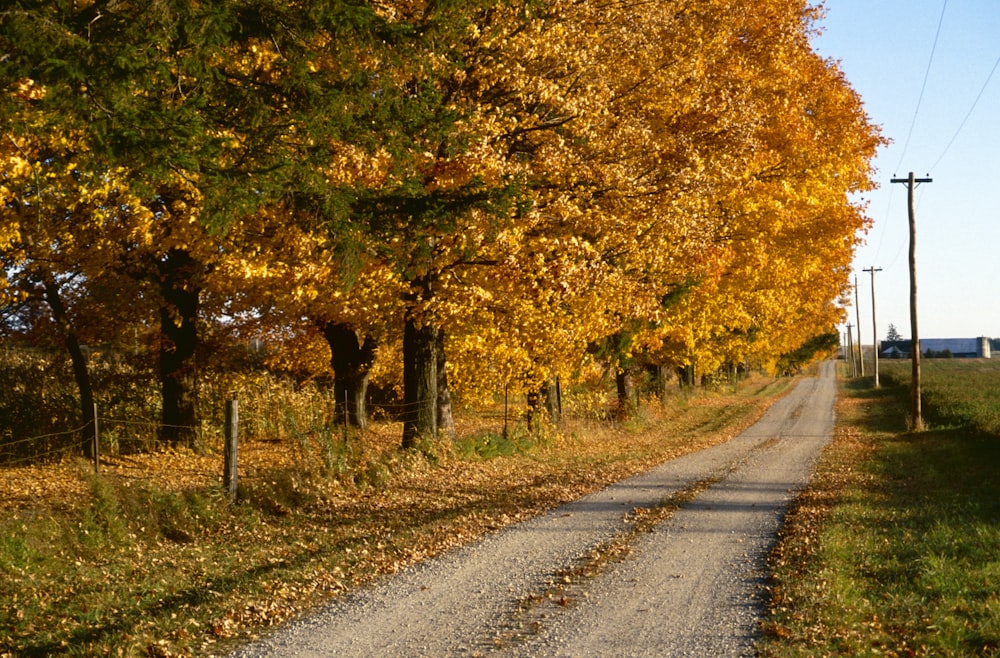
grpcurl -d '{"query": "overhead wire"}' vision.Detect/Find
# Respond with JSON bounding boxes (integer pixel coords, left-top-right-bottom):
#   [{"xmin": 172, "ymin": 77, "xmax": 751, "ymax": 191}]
[
  {"xmin": 891, "ymin": 0, "xmax": 949, "ymax": 176},
  {"xmin": 928, "ymin": 50, "xmax": 1000, "ymax": 172},
  {"xmin": 868, "ymin": 0, "xmax": 948, "ymax": 269}
]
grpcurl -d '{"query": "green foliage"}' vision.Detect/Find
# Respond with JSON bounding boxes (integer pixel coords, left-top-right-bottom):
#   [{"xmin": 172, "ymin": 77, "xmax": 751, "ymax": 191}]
[
  {"xmin": 0, "ymin": 0, "xmax": 401, "ymax": 222},
  {"xmin": 453, "ymin": 428, "xmax": 536, "ymax": 460},
  {"xmin": 776, "ymin": 331, "xmax": 840, "ymax": 375},
  {"xmin": 83, "ymin": 473, "xmax": 125, "ymax": 536}
]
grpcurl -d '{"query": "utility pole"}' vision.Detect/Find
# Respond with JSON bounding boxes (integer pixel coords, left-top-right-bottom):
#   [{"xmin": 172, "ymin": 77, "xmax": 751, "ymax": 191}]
[
  {"xmin": 846, "ymin": 322, "xmax": 856, "ymax": 377},
  {"xmin": 891, "ymin": 172, "xmax": 932, "ymax": 430},
  {"xmin": 863, "ymin": 267, "xmax": 883, "ymax": 388},
  {"xmin": 854, "ymin": 274, "xmax": 865, "ymax": 377}
]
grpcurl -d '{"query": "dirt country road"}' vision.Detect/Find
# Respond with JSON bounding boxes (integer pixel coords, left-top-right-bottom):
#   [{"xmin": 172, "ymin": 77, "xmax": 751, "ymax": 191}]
[{"xmin": 232, "ymin": 361, "xmax": 837, "ymax": 657}]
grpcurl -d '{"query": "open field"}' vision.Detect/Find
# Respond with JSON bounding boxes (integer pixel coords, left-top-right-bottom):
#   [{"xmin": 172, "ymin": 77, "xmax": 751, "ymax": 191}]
[
  {"xmin": 879, "ymin": 359, "xmax": 1000, "ymax": 434},
  {"xmin": 0, "ymin": 371, "xmax": 791, "ymax": 657},
  {"xmin": 761, "ymin": 359, "xmax": 1000, "ymax": 657}
]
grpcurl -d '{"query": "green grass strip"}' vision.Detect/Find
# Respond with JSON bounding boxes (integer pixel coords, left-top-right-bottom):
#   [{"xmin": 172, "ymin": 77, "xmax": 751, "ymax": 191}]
[{"xmin": 762, "ymin": 366, "xmax": 1000, "ymax": 657}]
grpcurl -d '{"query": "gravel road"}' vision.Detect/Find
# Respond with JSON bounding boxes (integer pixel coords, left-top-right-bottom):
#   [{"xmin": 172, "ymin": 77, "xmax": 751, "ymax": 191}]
[{"xmin": 231, "ymin": 361, "xmax": 836, "ymax": 658}]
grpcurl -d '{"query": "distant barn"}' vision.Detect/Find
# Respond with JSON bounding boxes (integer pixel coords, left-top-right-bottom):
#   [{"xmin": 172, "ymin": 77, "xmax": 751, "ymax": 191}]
[{"xmin": 880, "ymin": 337, "xmax": 992, "ymax": 359}]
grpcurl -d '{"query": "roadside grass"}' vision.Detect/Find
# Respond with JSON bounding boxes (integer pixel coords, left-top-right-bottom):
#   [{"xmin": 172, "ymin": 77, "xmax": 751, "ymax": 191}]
[
  {"xmin": 761, "ymin": 362, "xmax": 1000, "ymax": 657},
  {"xmin": 880, "ymin": 359, "xmax": 1000, "ymax": 435},
  {"xmin": 0, "ymin": 375, "xmax": 791, "ymax": 657}
]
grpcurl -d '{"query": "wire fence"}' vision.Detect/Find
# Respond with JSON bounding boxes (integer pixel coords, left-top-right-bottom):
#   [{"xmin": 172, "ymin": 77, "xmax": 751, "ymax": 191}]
[
  {"xmin": 0, "ymin": 392, "xmax": 542, "ymax": 469},
  {"xmin": 0, "ymin": 383, "xmax": 621, "ymax": 467},
  {"xmin": 0, "ymin": 410, "xmax": 207, "ymax": 467},
  {"xmin": 0, "ymin": 348, "xmax": 615, "ymax": 482},
  {"xmin": 0, "ymin": 423, "xmax": 93, "ymax": 466}
]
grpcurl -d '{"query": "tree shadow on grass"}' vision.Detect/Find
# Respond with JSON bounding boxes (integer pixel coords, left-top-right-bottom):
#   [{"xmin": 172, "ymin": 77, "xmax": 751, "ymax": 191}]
[{"xmin": 15, "ymin": 547, "xmax": 317, "ymax": 657}]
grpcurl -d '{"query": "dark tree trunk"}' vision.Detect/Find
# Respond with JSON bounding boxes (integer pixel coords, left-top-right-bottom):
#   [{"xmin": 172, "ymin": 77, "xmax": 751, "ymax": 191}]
[
  {"xmin": 677, "ymin": 364, "xmax": 696, "ymax": 388},
  {"xmin": 526, "ymin": 378, "xmax": 561, "ymax": 430},
  {"xmin": 42, "ymin": 279, "xmax": 96, "ymax": 458},
  {"xmin": 157, "ymin": 249, "xmax": 201, "ymax": 449},
  {"xmin": 436, "ymin": 329, "xmax": 455, "ymax": 441},
  {"xmin": 615, "ymin": 367, "xmax": 637, "ymax": 419},
  {"xmin": 544, "ymin": 378, "xmax": 561, "ymax": 426},
  {"xmin": 402, "ymin": 316, "xmax": 437, "ymax": 449},
  {"xmin": 656, "ymin": 365, "xmax": 672, "ymax": 403},
  {"xmin": 321, "ymin": 322, "xmax": 376, "ymax": 430}
]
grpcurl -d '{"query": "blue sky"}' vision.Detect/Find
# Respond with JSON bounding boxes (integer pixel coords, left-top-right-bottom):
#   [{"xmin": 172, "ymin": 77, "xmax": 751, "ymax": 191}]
[{"xmin": 810, "ymin": 0, "xmax": 1000, "ymax": 342}]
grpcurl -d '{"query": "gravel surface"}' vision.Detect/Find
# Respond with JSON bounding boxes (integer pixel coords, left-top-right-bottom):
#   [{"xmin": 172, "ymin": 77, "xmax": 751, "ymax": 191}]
[{"xmin": 231, "ymin": 361, "xmax": 836, "ymax": 658}]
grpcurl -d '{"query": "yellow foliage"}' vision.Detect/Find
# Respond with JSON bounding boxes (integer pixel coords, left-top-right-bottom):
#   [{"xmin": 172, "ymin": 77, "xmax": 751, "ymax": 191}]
[{"xmin": 0, "ymin": 0, "xmax": 883, "ymax": 395}]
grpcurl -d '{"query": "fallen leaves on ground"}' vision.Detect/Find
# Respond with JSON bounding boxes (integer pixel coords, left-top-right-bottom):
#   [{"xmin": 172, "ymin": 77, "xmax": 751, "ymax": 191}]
[{"xmin": 1, "ymin": 380, "xmax": 786, "ymax": 657}]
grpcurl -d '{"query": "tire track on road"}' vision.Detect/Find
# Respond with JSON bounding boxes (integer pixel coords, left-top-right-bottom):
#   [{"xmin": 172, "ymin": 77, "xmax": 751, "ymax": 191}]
[{"xmin": 230, "ymin": 363, "xmax": 836, "ymax": 658}]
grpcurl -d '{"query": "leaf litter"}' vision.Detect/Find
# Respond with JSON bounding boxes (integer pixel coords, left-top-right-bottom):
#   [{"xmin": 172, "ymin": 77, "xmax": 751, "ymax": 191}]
[{"xmin": 0, "ymin": 381, "xmax": 785, "ymax": 657}]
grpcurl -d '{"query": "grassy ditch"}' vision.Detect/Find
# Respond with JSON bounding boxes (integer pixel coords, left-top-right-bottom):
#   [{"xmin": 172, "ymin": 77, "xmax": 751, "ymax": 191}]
[
  {"xmin": 1, "ymin": 375, "xmax": 790, "ymax": 657},
  {"xmin": 761, "ymin": 362, "xmax": 1000, "ymax": 657}
]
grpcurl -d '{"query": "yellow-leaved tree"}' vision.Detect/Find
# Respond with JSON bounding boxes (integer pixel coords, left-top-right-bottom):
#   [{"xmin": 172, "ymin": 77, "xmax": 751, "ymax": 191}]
[{"xmin": 633, "ymin": 0, "xmax": 883, "ymax": 385}]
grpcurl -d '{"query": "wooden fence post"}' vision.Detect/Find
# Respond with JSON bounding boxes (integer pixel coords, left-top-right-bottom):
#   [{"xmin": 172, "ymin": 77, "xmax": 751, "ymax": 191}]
[
  {"xmin": 93, "ymin": 402, "xmax": 100, "ymax": 474},
  {"xmin": 503, "ymin": 384, "xmax": 509, "ymax": 440},
  {"xmin": 223, "ymin": 399, "xmax": 238, "ymax": 504},
  {"xmin": 343, "ymin": 389, "xmax": 349, "ymax": 443},
  {"xmin": 555, "ymin": 376, "xmax": 562, "ymax": 417}
]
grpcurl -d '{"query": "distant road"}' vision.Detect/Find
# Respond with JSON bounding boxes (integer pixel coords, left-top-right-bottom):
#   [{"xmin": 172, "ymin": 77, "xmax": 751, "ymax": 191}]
[{"xmin": 231, "ymin": 361, "xmax": 837, "ymax": 657}]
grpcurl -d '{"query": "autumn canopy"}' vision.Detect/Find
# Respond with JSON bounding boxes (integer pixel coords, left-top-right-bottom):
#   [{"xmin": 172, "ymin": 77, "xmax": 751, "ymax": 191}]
[{"xmin": 0, "ymin": 0, "xmax": 882, "ymax": 447}]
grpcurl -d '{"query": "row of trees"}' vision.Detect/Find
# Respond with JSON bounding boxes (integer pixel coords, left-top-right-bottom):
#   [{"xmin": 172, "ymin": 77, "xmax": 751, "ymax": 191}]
[{"xmin": 1, "ymin": 0, "xmax": 882, "ymax": 451}]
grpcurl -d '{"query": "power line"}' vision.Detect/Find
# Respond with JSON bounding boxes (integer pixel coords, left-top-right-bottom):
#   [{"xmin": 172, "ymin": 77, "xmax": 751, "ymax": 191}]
[
  {"xmin": 869, "ymin": 185, "xmax": 899, "ymax": 263},
  {"xmin": 929, "ymin": 50, "xmax": 1000, "ymax": 171},
  {"xmin": 893, "ymin": 0, "xmax": 949, "ymax": 175},
  {"xmin": 872, "ymin": 0, "xmax": 948, "ymax": 264}
]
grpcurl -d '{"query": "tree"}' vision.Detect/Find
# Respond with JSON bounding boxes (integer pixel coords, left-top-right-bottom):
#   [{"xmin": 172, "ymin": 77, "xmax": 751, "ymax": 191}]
[
  {"xmin": 214, "ymin": 205, "xmax": 406, "ymax": 430},
  {"xmin": 886, "ymin": 323, "xmax": 903, "ymax": 342},
  {"xmin": 2, "ymin": 0, "xmax": 885, "ymax": 454},
  {"xmin": 629, "ymin": 0, "xmax": 883, "ymax": 381},
  {"xmin": 357, "ymin": 0, "xmax": 884, "ymax": 427},
  {"xmin": 2, "ymin": 1, "xmax": 416, "ymax": 447},
  {"xmin": 1, "ymin": 122, "xmax": 154, "ymax": 455}
]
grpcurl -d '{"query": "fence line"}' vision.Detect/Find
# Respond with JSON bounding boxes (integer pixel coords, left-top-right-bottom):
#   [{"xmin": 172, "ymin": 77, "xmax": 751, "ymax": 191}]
[
  {"xmin": 100, "ymin": 417, "xmax": 170, "ymax": 428},
  {"xmin": 1, "ymin": 389, "xmax": 545, "ymax": 474},
  {"xmin": 0, "ymin": 422, "xmax": 92, "ymax": 449},
  {"xmin": 0, "ymin": 441, "xmax": 82, "ymax": 467}
]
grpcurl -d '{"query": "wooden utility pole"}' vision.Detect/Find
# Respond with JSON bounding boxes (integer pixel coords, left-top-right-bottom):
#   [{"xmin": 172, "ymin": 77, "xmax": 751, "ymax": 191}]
[
  {"xmin": 846, "ymin": 322, "xmax": 857, "ymax": 377},
  {"xmin": 891, "ymin": 172, "xmax": 932, "ymax": 430},
  {"xmin": 854, "ymin": 274, "xmax": 865, "ymax": 377},
  {"xmin": 863, "ymin": 267, "xmax": 883, "ymax": 388}
]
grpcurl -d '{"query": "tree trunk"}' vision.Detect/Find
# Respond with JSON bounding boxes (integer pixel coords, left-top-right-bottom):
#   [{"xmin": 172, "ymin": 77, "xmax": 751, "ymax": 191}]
[
  {"xmin": 544, "ymin": 378, "xmax": 561, "ymax": 426},
  {"xmin": 321, "ymin": 322, "xmax": 376, "ymax": 430},
  {"xmin": 41, "ymin": 278, "xmax": 96, "ymax": 458},
  {"xmin": 402, "ymin": 316, "xmax": 437, "ymax": 449},
  {"xmin": 157, "ymin": 250, "xmax": 201, "ymax": 450},
  {"xmin": 677, "ymin": 364, "xmax": 696, "ymax": 388},
  {"xmin": 657, "ymin": 365, "xmax": 672, "ymax": 403},
  {"xmin": 526, "ymin": 387, "xmax": 541, "ymax": 432},
  {"xmin": 526, "ymin": 379, "xmax": 560, "ymax": 431},
  {"xmin": 436, "ymin": 329, "xmax": 455, "ymax": 441},
  {"xmin": 615, "ymin": 367, "xmax": 636, "ymax": 419}
]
